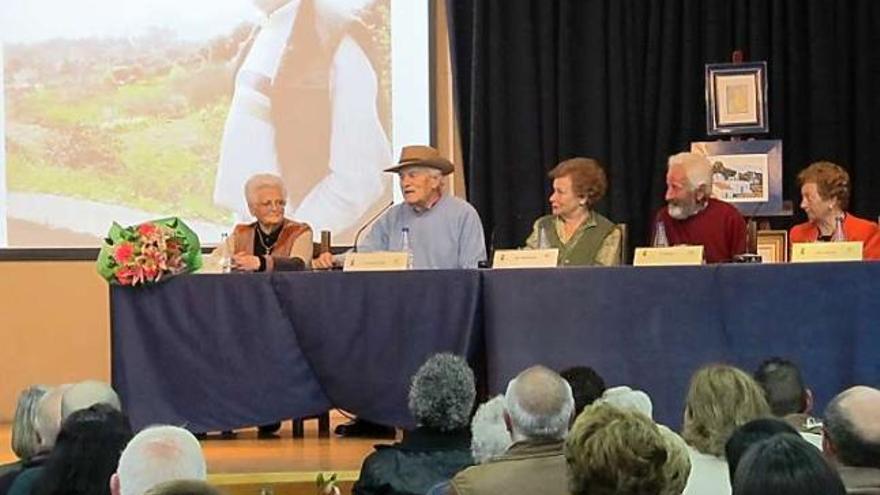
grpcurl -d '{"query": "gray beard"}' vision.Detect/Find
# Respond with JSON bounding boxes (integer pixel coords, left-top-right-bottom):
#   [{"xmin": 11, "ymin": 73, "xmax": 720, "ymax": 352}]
[{"xmin": 668, "ymin": 201, "xmax": 701, "ymax": 220}]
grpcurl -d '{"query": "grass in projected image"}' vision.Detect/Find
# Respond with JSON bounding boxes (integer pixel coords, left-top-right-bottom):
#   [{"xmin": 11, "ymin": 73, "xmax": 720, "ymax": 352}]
[
  {"xmin": 4, "ymin": 0, "xmax": 390, "ymax": 232},
  {"xmin": 6, "ymin": 39, "xmax": 239, "ymax": 224}
]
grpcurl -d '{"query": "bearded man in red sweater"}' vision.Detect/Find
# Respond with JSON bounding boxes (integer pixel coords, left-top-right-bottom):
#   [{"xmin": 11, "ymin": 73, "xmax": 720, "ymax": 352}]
[{"xmin": 651, "ymin": 152, "xmax": 747, "ymax": 263}]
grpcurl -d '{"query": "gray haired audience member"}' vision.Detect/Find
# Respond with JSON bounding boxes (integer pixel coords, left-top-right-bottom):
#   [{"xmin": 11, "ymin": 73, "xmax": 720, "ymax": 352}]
[
  {"xmin": 732, "ymin": 434, "xmax": 845, "ymax": 495},
  {"xmin": 111, "ymin": 426, "xmax": 207, "ymax": 495},
  {"xmin": 143, "ymin": 480, "xmax": 221, "ymax": 495},
  {"xmin": 0, "ymin": 386, "xmax": 50, "ymax": 492},
  {"xmin": 597, "ymin": 385, "xmax": 653, "ymax": 419},
  {"xmin": 470, "ymin": 395, "xmax": 512, "ymax": 464},
  {"xmin": 61, "ymin": 380, "xmax": 122, "ymax": 420},
  {"xmin": 559, "ymin": 366, "xmax": 606, "ymax": 414},
  {"xmin": 822, "ymin": 386, "xmax": 880, "ymax": 494},
  {"xmin": 33, "ymin": 385, "xmax": 71, "ymax": 453},
  {"xmin": 724, "ymin": 417, "xmax": 799, "ymax": 481},
  {"xmin": 353, "ymin": 353, "xmax": 475, "ymax": 495},
  {"xmin": 449, "ymin": 365, "xmax": 574, "ymax": 495}
]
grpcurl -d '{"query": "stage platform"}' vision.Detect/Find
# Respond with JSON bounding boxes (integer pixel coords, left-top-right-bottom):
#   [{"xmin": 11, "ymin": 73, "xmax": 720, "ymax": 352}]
[{"xmin": 0, "ymin": 411, "xmax": 396, "ymax": 495}]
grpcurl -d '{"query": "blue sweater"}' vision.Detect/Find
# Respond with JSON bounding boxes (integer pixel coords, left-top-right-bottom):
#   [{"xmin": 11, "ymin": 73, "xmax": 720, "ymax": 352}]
[{"xmin": 360, "ymin": 195, "xmax": 486, "ymax": 269}]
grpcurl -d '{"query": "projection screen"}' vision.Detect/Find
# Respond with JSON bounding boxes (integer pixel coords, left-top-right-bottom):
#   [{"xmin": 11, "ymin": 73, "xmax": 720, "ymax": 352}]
[{"xmin": 0, "ymin": 0, "xmax": 430, "ymax": 248}]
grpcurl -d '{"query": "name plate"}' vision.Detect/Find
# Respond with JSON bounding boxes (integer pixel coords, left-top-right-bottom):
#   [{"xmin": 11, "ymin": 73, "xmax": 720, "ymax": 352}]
[
  {"xmin": 790, "ymin": 241, "xmax": 863, "ymax": 263},
  {"xmin": 343, "ymin": 251, "xmax": 409, "ymax": 272},
  {"xmin": 633, "ymin": 246, "xmax": 704, "ymax": 266},
  {"xmin": 493, "ymin": 249, "xmax": 559, "ymax": 269}
]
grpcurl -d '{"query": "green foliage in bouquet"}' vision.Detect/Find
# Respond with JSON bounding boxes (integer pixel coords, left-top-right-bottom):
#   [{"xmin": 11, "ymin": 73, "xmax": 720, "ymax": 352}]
[{"xmin": 96, "ymin": 217, "xmax": 202, "ymax": 286}]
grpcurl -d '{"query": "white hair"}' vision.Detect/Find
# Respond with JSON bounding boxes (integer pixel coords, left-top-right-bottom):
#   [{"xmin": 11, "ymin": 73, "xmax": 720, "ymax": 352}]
[
  {"xmin": 470, "ymin": 395, "xmax": 513, "ymax": 464},
  {"xmin": 117, "ymin": 425, "xmax": 207, "ymax": 495},
  {"xmin": 597, "ymin": 386, "xmax": 653, "ymax": 419},
  {"xmin": 668, "ymin": 152, "xmax": 712, "ymax": 192},
  {"xmin": 244, "ymin": 174, "xmax": 287, "ymax": 206},
  {"xmin": 61, "ymin": 380, "xmax": 121, "ymax": 419},
  {"xmin": 34, "ymin": 384, "xmax": 70, "ymax": 450},
  {"xmin": 504, "ymin": 366, "xmax": 575, "ymax": 441},
  {"xmin": 400, "ymin": 166, "xmax": 443, "ymax": 180}
]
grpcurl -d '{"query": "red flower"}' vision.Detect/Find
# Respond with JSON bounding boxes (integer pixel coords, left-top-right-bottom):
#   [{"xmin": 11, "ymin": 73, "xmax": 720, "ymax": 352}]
[
  {"xmin": 115, "ymin": 267, "xmax": 136, "ymax": 285},
  {"xmin": 137, "ymin": 223, "xmax": 158, "ymax": 237},
  {"xmin": 113, "ymin": 243, "xmax": 135, "ymax": 264}
]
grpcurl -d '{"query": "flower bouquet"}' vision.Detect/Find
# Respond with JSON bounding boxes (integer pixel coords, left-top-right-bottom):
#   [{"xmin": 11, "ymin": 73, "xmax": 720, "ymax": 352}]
[{"xmin": 96, "ymin": 217, "xmax": 202, "ymax": 286}]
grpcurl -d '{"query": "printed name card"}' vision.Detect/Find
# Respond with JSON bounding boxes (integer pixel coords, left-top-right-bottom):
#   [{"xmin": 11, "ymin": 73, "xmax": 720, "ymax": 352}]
[
  {"xmin": 343, "ymin": 252, "xmax": 409, "ymax": 272},
  {"xmin": 790, "ymin": 241, "xmax": 863, "ymax": 263},
  {"xmin": 492, "ymin": 249, "xmax": 559, "ymax": 269},
  {"xmin": 633, "ymin": 246, "xmax": 704, "ymax": 266}
]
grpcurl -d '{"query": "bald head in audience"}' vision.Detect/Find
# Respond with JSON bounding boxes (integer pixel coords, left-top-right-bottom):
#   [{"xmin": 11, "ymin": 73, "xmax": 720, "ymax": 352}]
[
  {"xmin": 823, "ymin": 386, "xmax": 880, "ymax": 468},
  {"xmin": 34, "ymin": 384, "xmax": 70, "ymax": 451},
  {"xmin": 111, "ymin": 425, "xmax": 207, "ymax": 495},
  {"xmin": 62, "ymin": 380, "xmax": 122, "ymax": 419},
  {"xmin": 505, "ymin": 365, "xmax": 575, "ymax": 441}
]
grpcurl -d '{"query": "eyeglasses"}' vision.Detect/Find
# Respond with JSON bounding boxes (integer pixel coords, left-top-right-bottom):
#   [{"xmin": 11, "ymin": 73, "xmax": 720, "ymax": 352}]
[{"xmin": 257, "ymin": 200, "xmax": 286, "ymax": 209}]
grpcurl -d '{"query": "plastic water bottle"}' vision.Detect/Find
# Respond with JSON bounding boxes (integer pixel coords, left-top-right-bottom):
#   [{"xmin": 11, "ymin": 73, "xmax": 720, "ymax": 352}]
[
  {"xmin": 219, "ymin": 233, "xmax": 232, "ymax": 273},
  {"xmin": 831, "ymin": 215, "xmax": 847, "ymax": 242},
  {"xmin": 538, "ymin": 224, "xmax": 550, "ymax": 249},
  {"xmin": 401, "ymin": 227, "xmax": 414, "ymax": 269},
  {"xmin": 653, "ymin": 221, "xmax": 669, "ymax": 247}
]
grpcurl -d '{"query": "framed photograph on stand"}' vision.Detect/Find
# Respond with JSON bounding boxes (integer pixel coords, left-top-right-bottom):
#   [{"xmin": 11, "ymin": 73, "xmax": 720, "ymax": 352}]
[
  {"xmin": 706, "ymin": 62, "xmax": 768, "ymax": 136},
  {"xmin": 691, "ymin": 139, "xmax": 785, "ymax": 216},
  {"xmin": 756, "ymin": 230, "xmax": 788, "ymax": 263}
]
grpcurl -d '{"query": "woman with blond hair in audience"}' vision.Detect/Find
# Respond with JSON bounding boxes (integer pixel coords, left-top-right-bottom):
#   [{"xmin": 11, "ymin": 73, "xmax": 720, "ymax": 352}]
[
  {"xmin": 565, "ymin": 402, "xmax": 690, "ymax": 495},
  {"xmin": 681, "ymin": 364, "xmax": 771, "ymax": 495},
  {"xmin": 0, "ymin": 386, "xmax": 49, "ymax": 492},
  {"xmin": 791, "ymin": 161, "xmax": 879, "ymax": 259}
]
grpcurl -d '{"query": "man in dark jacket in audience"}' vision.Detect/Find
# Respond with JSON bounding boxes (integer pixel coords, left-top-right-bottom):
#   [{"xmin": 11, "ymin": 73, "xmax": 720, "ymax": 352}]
[{"xmin": 353, "ymin": 353, "xmax": 475, "ymax": 495}]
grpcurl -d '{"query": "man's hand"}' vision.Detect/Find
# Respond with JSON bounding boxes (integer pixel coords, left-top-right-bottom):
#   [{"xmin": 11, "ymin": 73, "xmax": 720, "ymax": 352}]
[
  {"xmin": 312, "ymin": 252, "xmax": 335, "ymax": 270},
  {"xmin": 232, "ymin": 252, "xmax": 262, "ymax": 272}
]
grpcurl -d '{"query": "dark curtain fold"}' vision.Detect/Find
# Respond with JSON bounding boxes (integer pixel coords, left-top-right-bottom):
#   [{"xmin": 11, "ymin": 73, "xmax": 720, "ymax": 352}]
[{"xmin": 448, "ymin": 0, "xmax": 880, "ymax": 253}]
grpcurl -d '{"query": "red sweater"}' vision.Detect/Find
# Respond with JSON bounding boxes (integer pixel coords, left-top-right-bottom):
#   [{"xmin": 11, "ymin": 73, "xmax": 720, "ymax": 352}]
[{"xmin": 652, "ymin": 198, "xmax": 747, "ymax": 263}]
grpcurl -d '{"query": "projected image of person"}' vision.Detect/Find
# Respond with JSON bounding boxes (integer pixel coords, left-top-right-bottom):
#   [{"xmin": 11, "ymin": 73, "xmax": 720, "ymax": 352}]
[{"xmin": 214, "ymin": 0, "xmax": 392, "ymax": 241}]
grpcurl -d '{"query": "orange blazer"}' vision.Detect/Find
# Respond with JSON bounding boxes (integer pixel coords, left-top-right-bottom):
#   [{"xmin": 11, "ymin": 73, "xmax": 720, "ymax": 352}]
[{"xmin": 790, "ymin": 213, "xmax": 879, "ymax": 259}]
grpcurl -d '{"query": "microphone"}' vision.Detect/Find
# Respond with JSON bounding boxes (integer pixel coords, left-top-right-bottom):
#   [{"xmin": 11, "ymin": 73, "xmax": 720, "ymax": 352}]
[
  {"xmin": 478, "ymin": 225, "xmax": 496, "ymax": 268},
  {"xmin": 352, "ymin": 201, "xmax": 394, "ymax": 252}
]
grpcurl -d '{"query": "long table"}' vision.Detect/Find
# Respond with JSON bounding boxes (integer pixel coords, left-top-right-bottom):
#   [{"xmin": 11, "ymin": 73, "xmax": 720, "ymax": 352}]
[{"xmin": 111, "ymin": 262, "xmax": 880, "ymax": 431}]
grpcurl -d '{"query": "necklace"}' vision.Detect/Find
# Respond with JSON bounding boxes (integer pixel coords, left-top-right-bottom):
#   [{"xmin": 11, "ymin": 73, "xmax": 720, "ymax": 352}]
[{"xmin": 256, "ymin": 226, "xmax": 278, "ymax": 253}]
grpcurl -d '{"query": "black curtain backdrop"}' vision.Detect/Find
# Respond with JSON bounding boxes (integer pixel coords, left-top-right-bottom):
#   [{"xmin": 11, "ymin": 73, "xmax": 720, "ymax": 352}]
[{"xmin": 447, "ymin": 0, "xmax": 880, "ymax": 253}]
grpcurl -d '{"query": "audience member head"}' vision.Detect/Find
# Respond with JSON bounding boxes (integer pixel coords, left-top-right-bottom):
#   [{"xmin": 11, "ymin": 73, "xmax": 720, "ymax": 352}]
[
  {"xmin": 504, "ymin": 365, "xmax": 574, "ymax": 442},
  {"xmin": 732, "ymin": 433, "xmax": 845, "ymax": 495},
  {"xmin": 143, "ymin": 480, "xmax": 220, "ymax": 495},
  {"xmin": 112, "ymin": 425, "xmax": 207, "ymax": 495},
  {"xmin": 548, "ymin": 158, "xmax": 608, "ymax": 218},
  {"xmin": 682, "ymin": 364, "xmax": 771, "ymax": 457},
  {"xmin": 597, "ymin": 386, "xmax": 653, "ymax": 419},
  {"xmin": 657, "ymin": 425, "xmax": 692, "ymax": 495},
  {"xmin": 753, "ymin": 357, "xmax": 811, "ymax": 417},
  {"xmin": 565, "ymin": 403, "xmax": 675, "ymax": 495},
  {"xmin": 665, "ymin": 152, "xmax": 712, "ymax": 220},
  {"xmin": 61, "ymin": 380, "xmax": 122, "ymax": 419},
  {"xmin": 823, "ymin": 385, "xmax": 880, "ymax": 468},
  {"xmin": 32, "ymin": 403, "xmax": 133, "ymax": 495},
  {"xmin": 34, "ymin": 384, "xmax": 71, "ymax": 451},
  {"xmin": 11, "ymin": 385, "xmax": 49, "ymax": 460},
  {"xmin": 408, "ymin": 353, "xmax": 476, "ymax": 432},
  {"xmin": 797, "ymin": 161, "xmax": 850, "ymax": 223},
  {"xmin": 470, "ymin": 395, "xmax": 512, "ymax": 464},
  {"xmin": 725, "ymin": 417, "xmax": 799, "ymax": 480},
  {"xmin": 559, "ymin": 366, "xmax": 606, "ymax": 414}
]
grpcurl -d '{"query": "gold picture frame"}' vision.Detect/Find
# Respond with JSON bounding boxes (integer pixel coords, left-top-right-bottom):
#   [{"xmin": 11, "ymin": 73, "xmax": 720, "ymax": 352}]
[{"xmin": 756, "ymin": 230, "xmax": 788, "ymax": 263}]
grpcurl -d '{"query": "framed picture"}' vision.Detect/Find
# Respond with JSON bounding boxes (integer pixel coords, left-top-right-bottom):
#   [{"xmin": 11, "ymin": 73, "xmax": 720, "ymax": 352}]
[
  {"xmin": 691, "ymin": 140, "xmax": 785, "ymax": 216},
  {"xmin": 756, "ymin": 230, "xmax": 788, "ymax": 263},
  {"xmin": 706, "ymin": 62, "xmax": 768, "ymax": 135}
]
